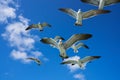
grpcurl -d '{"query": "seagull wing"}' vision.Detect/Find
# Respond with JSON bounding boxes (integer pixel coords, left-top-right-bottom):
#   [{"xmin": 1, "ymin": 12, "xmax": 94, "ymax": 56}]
[
  {"xmin": 35, "ymin": 59, "xmax": 41, "ymax": 65},
  {"xmin": 41, "ymin": 22, "xmax": 51, "ymax": 27},
  {"xmin": 82, "ymin": 10, "xmax": 110, "ymax": 19},
  {"xmin": 59, "ymin": 8, "xmax": 77, "ymax": 19},
  {"xmin": 105, "ymin": 0, "xmax": 120, "ymax": 6},
  {"xmin": 64, "ymin": 34, "xmax": 92, "ymax": 49},
  {"xmin": 81, "ymin": 0, "xmax": 99, "ymax": 6},
  {"xmin": 25, "ymin": 24, "xmax": 38, "ymax": 30},
  {"xmin": 76, "ymin": 43, "xmax": 89, "ymax": 49},
  {"xmin": 81, "ymin": 56, "xmax": 101, "ymax": 63},
  {"xmin": 26, "ymin": 57, "xmax": 36, "ymax": 60},
  {"xmin": 40, "ymin": 38, "xmax": 58, "ymax": 48},
  {"xmin": 61, "ymin": 60, "xmax": 77, "ymax": 65}
]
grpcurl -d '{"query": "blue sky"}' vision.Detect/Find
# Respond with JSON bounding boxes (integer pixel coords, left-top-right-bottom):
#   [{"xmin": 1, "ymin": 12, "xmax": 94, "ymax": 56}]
[{"xmin": 0, "ymin": 0, "xmax": 120, "ymax": 80}]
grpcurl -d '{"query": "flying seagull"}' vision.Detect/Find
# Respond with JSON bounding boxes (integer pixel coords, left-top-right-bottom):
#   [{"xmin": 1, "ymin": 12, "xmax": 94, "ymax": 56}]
[
  {"xmin": 54, "ymin": 36, "xmax": 65, "ymax": 42},
  {"xmin": 26, "ymin": 57, "xmax": 41, "ymax": 65},
  {"xmin": 81, "ymin": 0, "xmax": 120, "ymax": 10},
  {"xmin": 59, "ymin": 8, "xmax": 110, "ymax": 26},
  {"xmin": 40, "ymin": 34, "xmax": 92, "ymax": 59},
  {"xmin": 61, "ymin": 56, "xmax": 101, "ymax": 69},
  {"xmin": 71, "ymin": 42, "xmax": 89, "ymax": 53},
  {"xmin": 25, "ymin": 22, "xmax": 51, "ymax": 31}
]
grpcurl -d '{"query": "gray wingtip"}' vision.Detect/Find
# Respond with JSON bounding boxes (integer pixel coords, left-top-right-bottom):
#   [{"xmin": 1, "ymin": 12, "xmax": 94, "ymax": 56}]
[
  {"xmin": 60, "ymin": 62, "xmax": 65, "ymax": 64},
  {"xmin": 93, "ymin": 56, "xmax": 101, "ymax": 58},
  {"xmin": 81, "ymin": 34, "xmax": 92, "ymax": 40},
  {"xmin": 99, "ymin": 10, "xmax": 111, "ymax": 13},
  {"xmin": 25, "ymin": 27, "xmax": 30, "ymax": 30},
  {"xmin": 81, "ymin": 0, "xmax": 87, "ymax": 2},
  {"xmin": 59, "ymin": 8, "xmax": 69, "ymax": 12},
  {"xmin": 84, "ymin": 44, "xmax": 89, "ymax": 49},
  {"xmin": 40, "ymin": 38, "xmax": 46, "ymax": 43}
]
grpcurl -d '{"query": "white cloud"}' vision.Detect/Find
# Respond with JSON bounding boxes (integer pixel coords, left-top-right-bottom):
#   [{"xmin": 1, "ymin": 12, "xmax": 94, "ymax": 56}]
[
  {"xmin": 63, "ymin": 56, "xmax": 80, "ymax": 72},
  {"xmin": 73, "ymin": 73, "xmax": 85, "ymax": 80},
  {"xmin": 0, "ymin": 0, "xmax": 16, "ymax": 23},
  {"xmin": 2, "ymin": 21, "xmax": 35, "ymax": 51},
  {"xmin": 1, "ymin": 0, "xmax": 48, "ymax": 63},
  {"xmin": 31, "ymin": 51, "xmax": 43, "ymax": 58},
  {"xmin": 10, "ymin": 49, "xmax": 30, "ymax": 63}
]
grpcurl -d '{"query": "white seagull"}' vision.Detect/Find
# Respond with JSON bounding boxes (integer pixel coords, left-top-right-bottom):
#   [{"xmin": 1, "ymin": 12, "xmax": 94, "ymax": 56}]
[
  {"xmin": 25, "ymin": 22, "xmax": 51, "ymax": 31},
  {"xmin": 26, "ymin": 57, "xmax": 41, "ymax": 65},
  {"xmin": 40, "ymin": 34, "xmax": 92, "ymax": 59},
  {"xmin": 71, "ymin": 42, "xmax": 89, "ymax": 53},
  {"xmin": 81, "ymin": 0, "xmax": 120, "ymax": 10},
  {"xmin": 61, "ymin": 56, "xmax": 101, "ymax": 69},
  {"xmin": 59, "ymin": 8, "xmax": 110, "ymax": 26}
]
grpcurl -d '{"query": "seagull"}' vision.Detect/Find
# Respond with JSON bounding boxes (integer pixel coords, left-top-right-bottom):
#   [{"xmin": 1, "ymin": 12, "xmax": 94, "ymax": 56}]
[
  {"xmin": 71, "ymin": 42, "xmax": 89, "ymax": 53},
  {"xmin": 81, "ymin": 0, "xmax": 120, "ymax": 10},
  {"xmin": 25, "ymin": 22, "xmax": 51, "ymax": 31},
  {"xmin": 26, "ymin": 57, "xmax": 41, "ymax": 65},
  {"xmin": 59, "ymin": 8, "xmax": 110, "ymax": 26},
  {"xmin": 54, "ymin": 36, "xmax": 65, "ymax": 42},
  {"xmin": 40, "ymin": 34, "xmax": 92, "ymax": 59},
  {"xmin": 61, "ymin": 56, "xmax": 101, "ymax": 69},
  {"xmin": 50, "ymin": 36, "xmax": 65, "ymax": 48}
]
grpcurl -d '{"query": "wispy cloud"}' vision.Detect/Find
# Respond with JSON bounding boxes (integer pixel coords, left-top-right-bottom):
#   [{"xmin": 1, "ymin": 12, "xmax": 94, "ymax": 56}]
[
  {"xmin": 0, "ymin": 0, "xmax": 16, "ymax": 23},
  {"xmin": 63, "ymin": 56, "xmax": 80, "ymax": 72},
  {"xmin": 1, "ymin": 0, "xmax": 48, "ymax": 63},
  {"xmin": 73, "ymin": 73, "xmax": 86, "ymax": 80}
]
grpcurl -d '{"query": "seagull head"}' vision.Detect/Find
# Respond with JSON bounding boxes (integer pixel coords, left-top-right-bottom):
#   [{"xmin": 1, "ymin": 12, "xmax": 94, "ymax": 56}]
[
  {"xmin": 58, "ymin": 39, "xmax": 63, "ymax": 45},
  {"xmin": 78, "ymin": 9, "xmax": 81, "ymax": 12}
]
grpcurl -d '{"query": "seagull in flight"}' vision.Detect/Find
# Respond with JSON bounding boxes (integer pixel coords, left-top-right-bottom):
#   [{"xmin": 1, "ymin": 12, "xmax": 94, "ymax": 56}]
[
  {"xmin": 25, "ymin": 22, "xmax": 51, "ymax": 31},
  {"xmin": 59, "ymin": 8, "xmax": 110, "ymax": 26},
  {"xmin": 81, "ymin": 0, "xmax": 120, "ymax": 10},
  {"xmin": 61, "ymin": 56, "xmax": 101, "ymax": 69},
  {"xmin": 40, "ymin": 34, "xmax": 92, "ymax": 59},
  {"xmin": 26, "ymin": 57, "xmax": 41, "ymax": 66},
  {"xmin": 71, "ymin": 42, "xmax": 89, "ymax": 53}
]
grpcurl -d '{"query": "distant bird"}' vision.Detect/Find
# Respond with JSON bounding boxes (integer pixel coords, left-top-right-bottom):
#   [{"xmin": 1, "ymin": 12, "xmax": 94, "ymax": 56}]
[
  {"xmin": 25, "ymin": 22, "xmax": 51, "ymax": 31},
  {"xmin": 54, "ymin": 36, "xmax": 65, "ymax": 42},
  {"xmin": 71, "ymin": 42, "xmax": 89, "ymax": 53},
  {"xmin": 81, "ymin": 0, "xmax": 120, "ymax": 10},
  {"xmin": 26, "ymin": 57, "xmax": 41, "ymax": 65},
  {"xmin": 59, "ymin": 8, "xmax": 110, "ymax": 26},
  {"xmin": 40, "ymin": 34, "xmax": 92, "ymax": 59},
  {"xmin": 61, "ymin": 56, "xmax": 101, "ymax": 69}
]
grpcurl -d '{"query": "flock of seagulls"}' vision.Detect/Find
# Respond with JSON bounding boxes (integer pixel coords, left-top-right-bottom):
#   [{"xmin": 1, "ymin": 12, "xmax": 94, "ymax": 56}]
[
  {"xmin": 25, "ymin": 0, "xmax": 120, "ymax": 69},
  {"xmin": 40, "ymin": 34, "xmax": 92, "ymax": 59}
]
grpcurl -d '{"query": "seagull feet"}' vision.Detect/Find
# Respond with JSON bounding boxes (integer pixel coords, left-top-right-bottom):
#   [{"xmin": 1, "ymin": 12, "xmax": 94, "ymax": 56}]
[
  {"xmin": 59, "ymin": 55, "xmax": 69, "ymax": 60},
  {"xmin": 40, "ymin": 30, "xmax": 43, "ymax": 31},
  {"xmin": 74, "ymin": 23, "xmax": 82, "ymax": 26}
]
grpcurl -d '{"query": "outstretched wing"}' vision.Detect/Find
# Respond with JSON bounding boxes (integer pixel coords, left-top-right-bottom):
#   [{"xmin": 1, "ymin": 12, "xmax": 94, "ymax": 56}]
[
  {"xmin": 81, "ymin": 56, "xmax": 101, "ymax": 63},
  {"xmin": 25, "ymin": 24, "xmax": 38, "ymax": 30},
  {"xmin": 59, "ymin": 8, "xmax": 77, "ymax": 19},
  {"xmin": 81, "ymin": 0, "xmax": 99, "ymax": 6},
  {"xmin": 105, "ymin": 0, "xmax": 120, "ymax": 6},
  {"xmin": 41, "ymin": 22, "xmax": 51, "ymax": 27},
  {"xmin": 26, "ymin": 57, "xmax": 36, "ymax": 60},
  {"xmin": 61, "ymin": 60, "xmax": 77, "ymax": 65},
  {"xmin": 26, "ymin": 57, "xmax": 41, "ymax": 65},
  {"xmin": 76, "ymin": 43, "xmax": 89, "ymax": 49},
  {"xmin": 82, "ymin": 10, "xmax": 110, "ymax": 19},
  {"xmin": 40, "ymin": 38, "xmax": 58, "ymax": 48},
  {"xmin": 64, "ymin": 34, "xmax": 92, "ymax": 49}
]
